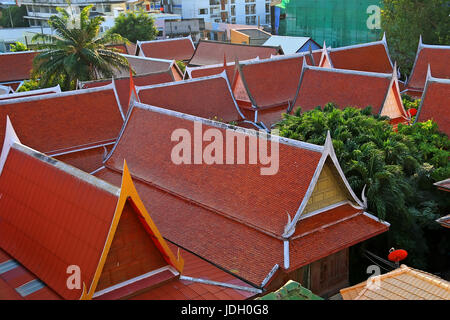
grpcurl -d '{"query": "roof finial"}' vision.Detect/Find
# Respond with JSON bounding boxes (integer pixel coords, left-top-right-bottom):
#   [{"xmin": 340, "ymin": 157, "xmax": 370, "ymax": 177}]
[
  {"xmin": 223, "ymin": 53, "xmax": 227, "ymax": 69},
  {"xmin": 426, "ymin": 64, "xmax": 432, "ymax": 80},
  {"xmin": 361, "ymin": 185, "xmax": 368, "ymax": 209},
  {"xmin": 324, "ymin": 130, "xmax": 333, "ymax": 151},
  {"xmin": 419, "ymin": 34, "xmax": 423, "ymax": 47},
  {"xmin": 392, "ymin": 61, "xmax": 398, "ymax": 79},
  {"xmin": 382, "ymin": 32, "xmax": 386, "ymax": 43},
  {"xmin": 0, "ymin": 116, "xmax": 21, "ymax": 175}
]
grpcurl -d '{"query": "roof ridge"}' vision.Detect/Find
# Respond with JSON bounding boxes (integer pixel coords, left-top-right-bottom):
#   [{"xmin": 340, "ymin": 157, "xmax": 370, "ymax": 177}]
[
  {"xmin": 120, "ymin": 53, "xmax": 174, "ymax": 63},
  {"xmin": 138, "ymin": 35, "xmax": 194, "ymax": 45},
  {"xmin": 135, "ymin": 72, "xmax": 226, "ymax": 92},
  {"xmin": 329, "ymin": 39, "xmax": 385, "ymax": 52},
  {"xmin": 240, "ymin": 52, "xmax": 307, "ymax": 67},
  {"xmin": 305, "ymin": 64, "xmax": 393, "ymax": 79},
  {"xmin": 131, "ymin": 101, "xmax": 324, "ymax": 153},
  {"xmin": 12, "ymin": 143, "xmax": 120, "ymax": 196}
]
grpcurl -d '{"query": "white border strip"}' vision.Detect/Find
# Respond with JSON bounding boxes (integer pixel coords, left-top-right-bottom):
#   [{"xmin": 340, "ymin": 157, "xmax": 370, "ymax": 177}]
[
  {"xmin": 179, "ymin": 275, "xmax": 262, "ymax": 294},
  {"xmin": 93, "ymin": 265, "xmax": 179, "ymax": 298}
]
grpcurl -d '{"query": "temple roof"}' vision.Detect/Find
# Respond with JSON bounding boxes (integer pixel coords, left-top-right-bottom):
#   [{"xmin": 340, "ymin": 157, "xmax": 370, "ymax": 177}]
[{"xmin": 137, "ymin": 36, "xmax": 195, "ymax": 61}]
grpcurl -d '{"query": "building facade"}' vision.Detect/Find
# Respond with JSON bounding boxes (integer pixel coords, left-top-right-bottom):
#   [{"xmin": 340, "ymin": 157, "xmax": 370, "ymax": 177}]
[
  {"xmin": 163, "ymin": 0, "xmax": 271, "ymax": 26},
  {"xmin": 19, "ymin": 0, "xmax": 126, "ymax": 27}
]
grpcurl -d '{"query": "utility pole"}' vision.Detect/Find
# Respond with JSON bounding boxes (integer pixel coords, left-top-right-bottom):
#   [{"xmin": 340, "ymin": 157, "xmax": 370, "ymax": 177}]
[{"xmin": 8, "ymin": 6, "xmax": 14, "ymax": 28}]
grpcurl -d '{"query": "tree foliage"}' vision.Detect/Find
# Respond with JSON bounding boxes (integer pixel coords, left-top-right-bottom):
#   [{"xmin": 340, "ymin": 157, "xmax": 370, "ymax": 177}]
[
  {"xmin": 108, "ymin": 11, "xmax": 158, "ymax": 43},
  {"xmin": 31, "ymin": 5, "xmax": 129, "ymax": 91},
  {"xmin": 381, "ymin": 0, "xmax": 450, "ymax": 78},
  {"xmin": 276, "ymin": 104, "xmax": 450, "ymax": 271},
  {"xmin": 10, "ymin": 41, "xmax": 28, "ymax": 52},
  {"xmin": 0, "ymin": 5, "xmax": 27, "ymax": 28}
]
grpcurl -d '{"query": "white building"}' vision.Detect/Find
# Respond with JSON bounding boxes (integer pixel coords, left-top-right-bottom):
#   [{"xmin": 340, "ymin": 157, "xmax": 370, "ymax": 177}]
[
  {"xmin": 18, "ymin": 0, "xmax": 126, "ymax": 27},
  {"xmin": 168, "ymin": 0, "xmax": 271, "ymax": 26}
]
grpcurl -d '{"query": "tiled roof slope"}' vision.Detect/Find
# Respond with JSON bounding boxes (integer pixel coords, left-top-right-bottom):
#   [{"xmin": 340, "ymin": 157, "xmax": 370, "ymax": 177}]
[
  {"xmin": 0, "ymin": 85, "xmax": 124, "ymax": 155},
  {"xmin": 0, "ymin": 51, "xmax": 37, "ymax": 83},
  {"xmin": 94, "ymin": 101, "xmax": 387, "ymax": 286},
  {"xmin": 414, "ymin": 73, "xmax": 450, "ymax": 137},
  {"xmin": 116, "ymin": 54, "xmax": 180, "ymax": 78},
  {"xmin": 104, "ymin": 103, "xmax": 323, "ymax": 236},
  {"xmin": 189, "ymin": 40, "xmax": 283, "ymax": 66},
  {"xmin": 327, "ymin": 36, "xmax": 393, "ymax": 74},
  {"xmin": 233, "ymin": 54, "xmax": 308, "ymax": 109},
  {"xmin": 136, "ymin": 73, "xmax": 245, "ymax": 123},
  {"xmin": 137, "ymin": 36, "xmax": 195, "ymax": 61},
  {"xmin": 0, "ymin": 130, "xmax": 183, "ymax": 300},
  {"xmin": 185, "ymin": 58, "xmax": 259, "ymax": 81},
  {"xmin": 292, "ymin": 65, "xmax": 408, "ymax": 122},
  {"xmin": 340, "ymin": 264, "xmax": 450, "ymax": 300},
  {"xmin": 80, "ymin": 71, "xmax": 175, "ymax": 116},
  {"xmin": 405, "ymin": 38, "xmax": 450, "ymax": 93}
]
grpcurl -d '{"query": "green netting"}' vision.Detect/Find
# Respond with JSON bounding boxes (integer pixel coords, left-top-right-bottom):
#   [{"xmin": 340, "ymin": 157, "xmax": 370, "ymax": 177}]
[{"xmin": 278, "ymin": 0, "xmax": 383, "ymax": 47}]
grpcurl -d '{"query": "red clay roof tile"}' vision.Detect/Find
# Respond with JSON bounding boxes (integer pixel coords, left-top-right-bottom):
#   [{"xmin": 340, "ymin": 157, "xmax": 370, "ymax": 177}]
[
  {"xmin": 292, "ymin": 66, "xmax": 393, "ymax": 115},
  {"xmin": 0, "ymin": 85, "xmax": 123, "ymax": 155},
  {"xmin": 406, "ymin": 43, "xmax": 450, "ymax": 92},
  {"xmin": 328, "ymin": 40, "xmax": 393, "ymax": 74},
  {"xmin": 415, "ymin": 77, "xmax": 450, "ymax": 137},
  {"xmin": 80, "ymin": 71, "xmax": 175, "ymax": 116},
  {"xmin": 189, "ymin": 40, "xmax": 283, "ymax": 66},
  {"xmin": 138, "ymin": 37, "xmax": 195, "ymax": 61},
  {"xmin": 0, "ymin": 51, "xmax": 37, "ymax": 83},
  {"xmin": 136, "ymin": 74, "xmax": 245, "ymax": 123}
]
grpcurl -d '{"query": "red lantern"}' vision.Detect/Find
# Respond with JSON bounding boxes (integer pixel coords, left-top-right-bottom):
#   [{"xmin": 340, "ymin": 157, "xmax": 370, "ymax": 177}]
[
  {"xmin": 388, "ymin": 249, "xmax": 408, "ymax": 262},
  {"xmin": 409, "ymin": 108, "xmax": 417, "ymax": 116}
]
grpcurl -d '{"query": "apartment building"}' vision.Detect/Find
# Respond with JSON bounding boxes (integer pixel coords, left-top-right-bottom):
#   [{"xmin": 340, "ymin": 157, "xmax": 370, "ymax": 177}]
[
  {"xmin": 165, "ymin": 0, "xmax": 271, "ymax": 26},
  {"xmin": 19, "ymin": 0, "xmax": 126, "ymax": 27}
]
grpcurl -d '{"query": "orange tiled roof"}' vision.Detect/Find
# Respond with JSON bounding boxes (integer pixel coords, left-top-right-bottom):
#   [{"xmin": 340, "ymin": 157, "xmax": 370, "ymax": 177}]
[
  {"xmin": 292, "ymin": 65, "xmax": 407, "ymax": 121},
  {"xmin": 136, "ymin": 73, "xmax": 246, "ymax": 123},
  {"xmin": 137, "ymin": 37, "xmax": 195, "ymax": 61},
  {"xmin": 414, "ymin": 73, "xmax": 450, "ymax": 137},
  {"xmin": 93, "ymin": 101, "xmax": 388, "ymax": 286},
  {"xmin": 80, "ymin": 71, "xmax": 175, "ymax": 116},
  {"xmin": 0, "ymin": 85, "xmax": 124, "ymax": 157},
  {"xmin": 327, "ymin": 36, "xmax": 393, "ymax": 74},
  {"xmin": 405, "ymin": 39, "xmax": 450, "ymax": 93},
  {"xmin": 0, "ymin": 130, "xmax": 183, "ymax": 299},
  {"xmin": 189, "ymin": 40, "xmax": 283, "ymax": 66},
  {"xmin": 340, "ymin": 264, "xmax": 450, "ymax": 300},
  {"xmin": 0, "ymin": 51, "xmax": 37, "ymax": 83},
  {"xmin": 116, "ymin": 54, "xmax": 178, "ymax": 78},
  {"xmin": 233, "ymin": 54, "xmax": 307, "ymax": 110}
]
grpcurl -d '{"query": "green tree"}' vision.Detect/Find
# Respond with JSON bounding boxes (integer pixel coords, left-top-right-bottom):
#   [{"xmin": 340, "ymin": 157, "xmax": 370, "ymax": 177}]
[
  {"xmin": 10, "ymin": 41, "xmax": 29, "ymax": 52},
  {"xmin": 108, "ymin": 11, "xmax": 158, "ymax": 43},
  {"xmin": 0, "ymin": 5, "xmax": 27, "ymax": 28},
  {"xmin": 32, "ymin": 5, "xmax": 129, "ymax": 91},
  {"xmin": 381, "ymin": 0, "xmax": 450, "ymax": 77},
  {"xmin": 276, "ymin": 104, "xmax": 449, "ymax": 273}
]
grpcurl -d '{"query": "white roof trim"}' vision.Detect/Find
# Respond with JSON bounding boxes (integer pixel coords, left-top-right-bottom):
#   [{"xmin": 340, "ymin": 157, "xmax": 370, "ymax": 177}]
[
  {"xmin": 305, "ymin": 64, "xmax": 393, "ymax": 79},
  {"xmin": 138, "ymin": 35, "xmax": 195, "ymax": 49},
  {"xmin": 329, "ymin": 38, "xmax": 385, "ymax": 53},
  {"xmin": 363, "ymin": 211, "xmax": 390, "ymax": 227},
  {"xmin": 111, "ymin": 77, "xmax": 125, "ymax": 120},
  {"xmin": 283, "ymin": 240, "xmax": 290, "ymax": 269},
  {"xmin": 0, "ymin": 82, "xmax": 116, "ymax": 106},
  {"xmin": 0, "ymin": 116, "xmax": 20, "ymax": 175},
  {"xmin": 0, "ymin": 50, "xmax": 38, "ymax": 56},
  {"xmin": 0, "ymin": 85, "xmax": 61, "ymax": 100},
  {"xmin": 179, "ymin": 275, "xmax": 262, "ymax": 294},
  {"xmin": 299, "ymin": 200, "xmax": 361, "ymax": 221},
  {"xmin": 260, "ymin": 264, "xmax": 279, "ymax": 288},
  {"xmin": 120, "ymin": 53, "xmax": 174, "ymax": 64},
  {"xmin": 93, "ymin": 265, "xmax": 179, "ymax": 298}
]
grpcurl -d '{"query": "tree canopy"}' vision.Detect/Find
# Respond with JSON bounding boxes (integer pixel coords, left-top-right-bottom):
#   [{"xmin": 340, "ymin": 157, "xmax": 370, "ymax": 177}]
[
  {"xmin": 32, "ymin": 5, "xmax": 129, "ymax": 91},
  {"xmin": 0, "ymin": 5, "xmax": 27, "ymax": 28},
  {"xmin": 381, "ymin": 0, "xmax": 450, "ymax": 78},
  {"xmin": 275, "ymin": 104, "xmax": 449, "ymax": 275},
  {"xmin": 108, "ymin": 11, "xmax": 158, "ymax": 43}
]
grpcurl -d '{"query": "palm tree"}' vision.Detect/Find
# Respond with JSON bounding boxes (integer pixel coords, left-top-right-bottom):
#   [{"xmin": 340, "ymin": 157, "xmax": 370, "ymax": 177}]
[{"xmin": 32, "ymin": 5, "xmax": 130, "ymax": 90}]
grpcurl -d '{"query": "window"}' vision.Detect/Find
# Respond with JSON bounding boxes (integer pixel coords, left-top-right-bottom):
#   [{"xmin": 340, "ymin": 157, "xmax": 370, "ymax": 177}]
[
  {"xmin": 266, "ymin": 14, "xmax": 270, "ymax": 23},
  {"xmin": 199, "ymin": 8, "xmax": 208, "ymax": 14},
  {"xmin": 51, "ymin": 7, "xmax": 57, "ymax": 13},
  {"xmin": 245, "ymin": 4, "xmax": 256, "ymax": 15},
  {"xmin": 231, "ymin": 5, "xmax": 235, "ymax": 16},
  {"xmin": 231, "ymin": 17, "xmax": 236, "ymax": 24},
  {"xmin": 266, "ymin": 3, "xmax": 270, "ymax": 13},
  {"xmin": 104, "ymin": 5, "xmax": 111, "ymax": 13},
  {"xmin": 91, "ymin": 6, "xmax": 97, "ymax": 12}
]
